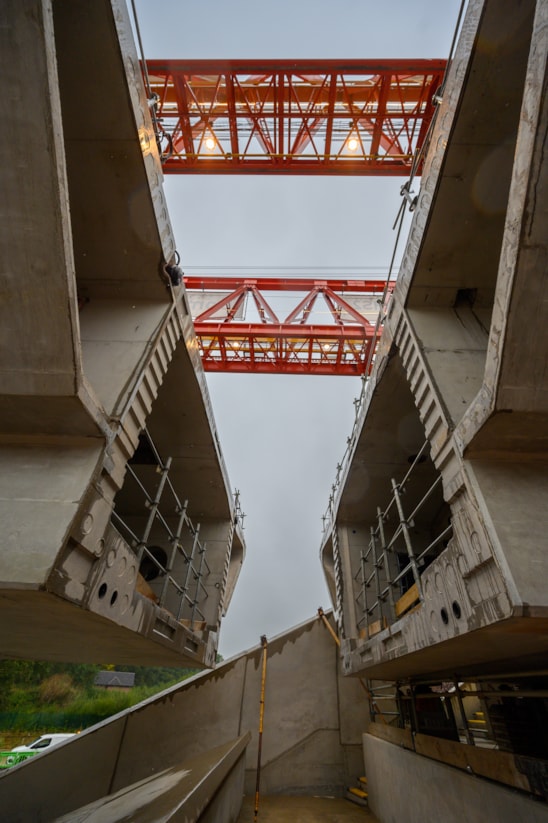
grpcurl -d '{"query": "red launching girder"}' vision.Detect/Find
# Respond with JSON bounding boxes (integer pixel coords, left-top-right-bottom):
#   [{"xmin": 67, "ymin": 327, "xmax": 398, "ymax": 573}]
[
  {"xmin": 184, "ymin": 277, "xmax": 392, "ymax": 375},
  {"xmin": 147, "ymin": 60, "xmax": 446, "ymax": 175}
]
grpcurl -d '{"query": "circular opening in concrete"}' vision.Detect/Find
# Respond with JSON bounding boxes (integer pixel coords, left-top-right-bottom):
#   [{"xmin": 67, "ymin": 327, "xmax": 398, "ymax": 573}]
[
  {"xmin": 440, "ymin": 607, "xmax": 449, "ymax": 625},
  {"xmin": 452, "ymin": 600, "xmax": 462, "ymax": 619},
  {"xmin": 98, "ymin": 582, "xmax": 108, "ymax": 599},
  {"xmin": 110, "ymin": 590, "xmax": 118, "ymax": 606}
]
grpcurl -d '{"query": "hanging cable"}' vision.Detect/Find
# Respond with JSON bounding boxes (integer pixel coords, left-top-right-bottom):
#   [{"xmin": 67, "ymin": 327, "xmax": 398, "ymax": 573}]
[
  {"xmin": 405, "ymin": 0, "xmax": 469, "ymax": 197},
  {"xmin": 129, "ymin": 0, "xmax": 173, "ymax": 162},
  {"xmin": 445, "ymin": 0, "xmax": 469, "ymax": 76},
  {"xmin": 130, "ymin": 0, "xmax": 153, "ymax": 99},
  {"xmin": 340, "ymin": 0, "xmax": 470, "ymax": 467},
  {"xmin": 360, "ymin": 200, "xmax": 407, "ymax": 382}
]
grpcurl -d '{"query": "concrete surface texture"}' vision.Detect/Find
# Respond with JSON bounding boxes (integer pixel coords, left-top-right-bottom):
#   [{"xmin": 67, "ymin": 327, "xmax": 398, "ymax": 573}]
[
  {"xmin": 2, "ymin": 0, "xmax": 548, "ymax": 820},
  {"xmin": 364, "ymin": 734, "xmax": 548, "ymax": 823},
  {"xmin": 0, "ymin": 614, "xmax": 369, "ymax": 821},
  {"xmin": 0, "ymin": 0, "xmax": 244, "ymax": 668},
  {"xmin": 322, "ymin": 0, "xmax": 548, "ymax": 683},
  {"xmin": 54, "ymin": 736, "xmax": 249, "ymax": 823},
  {"xmin": 238, "ymin": 795, "xmax": 378, "ymax": 823}
]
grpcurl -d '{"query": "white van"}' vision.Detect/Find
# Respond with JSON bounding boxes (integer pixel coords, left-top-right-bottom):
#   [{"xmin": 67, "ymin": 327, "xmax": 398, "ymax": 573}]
[{"xmin": 11, "ymin": 733, "xmax": 75, "ymax": 753}]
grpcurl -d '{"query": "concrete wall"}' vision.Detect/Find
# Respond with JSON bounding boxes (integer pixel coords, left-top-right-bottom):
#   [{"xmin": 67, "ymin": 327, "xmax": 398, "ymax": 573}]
[
  {"xmin": 0, "ymin": 614, "xmax": 369, "ymax": 819},
  {"xmin": 0, "ymin": 443, "xmax": 103, "ymax": 585},
  {"xmin": 199, "ymin": 751, "xmax": 247, "ymax": 823},
  {"xmin": 364, "ymin": 734, "xmax": 548, "ymax": 823},
  {"xmin": 0, "ymin": 0, "xmax": 82, "ymax": 404},
  {"xmin": 79, "ymin": 299, "xmax": 168, "ymax": 416},
  {"xmin": 466, "ymin": 459, "xmax": 548, "ymax": 608},
  {"xmin": 0, "ymin": 0, "xmax": 244, "ymax": 667},
  {"xmin": 53, "ymin": 735, "xmax": 250, "ymax": 823},
  {"xmin": 327, "ymin": 0, "xmax": 548, "ymax": 682},
  {"xmin": 408, "ymin": 307, "xmax": 490, "ymax": 426}
]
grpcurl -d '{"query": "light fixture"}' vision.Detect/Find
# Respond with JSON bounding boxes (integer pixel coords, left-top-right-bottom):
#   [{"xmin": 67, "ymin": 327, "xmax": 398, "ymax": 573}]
[
  {"xmin": 205, "ymin": 135, "xmax": 216, "ymax": 151},
  {"xmin": 347, "ymin": 135, "xmax": 359, "ymax": 152}
]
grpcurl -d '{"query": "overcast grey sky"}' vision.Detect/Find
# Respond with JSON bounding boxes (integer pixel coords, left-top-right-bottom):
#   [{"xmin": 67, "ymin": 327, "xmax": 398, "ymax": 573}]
[{"xmin": 134, "ymin": 0, "xmax": 464, "ymax": 658}]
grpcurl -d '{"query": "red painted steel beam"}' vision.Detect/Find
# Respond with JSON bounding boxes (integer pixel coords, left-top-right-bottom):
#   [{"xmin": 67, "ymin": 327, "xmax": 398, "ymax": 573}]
[
  {"xmin": 196, "ymin": 322, "xmax": 374, "ymax": 376},
  {"xmin": 183, "ymin": 277, "xmax": 388, "ymax": 293},
  {"xmin": 146, "ymin": 59, "xmax": 446, "ymax": 176},
  {"xmin": 184, "ymin": 276, "xmax": 393, "ymax": 375}
]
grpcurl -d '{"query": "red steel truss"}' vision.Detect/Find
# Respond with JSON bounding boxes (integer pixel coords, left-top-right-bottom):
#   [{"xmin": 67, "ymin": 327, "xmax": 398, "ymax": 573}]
[
  {"xmin": 146, "ymin": 59, "xmax": 446, "ymax": 176},
  {"xmin": 184, "ymin": 277, "xmax": 392, "ymax": 375}
]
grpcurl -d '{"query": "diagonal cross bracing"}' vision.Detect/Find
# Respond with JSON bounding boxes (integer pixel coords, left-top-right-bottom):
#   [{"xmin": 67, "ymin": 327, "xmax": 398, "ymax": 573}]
[
  {"xmin": 184, "ymin": 277, "xmax": 393, "ymax": 375},
  {"xmin": 146, "ymin": 59, "xmax": 446, "ymax": 175}
]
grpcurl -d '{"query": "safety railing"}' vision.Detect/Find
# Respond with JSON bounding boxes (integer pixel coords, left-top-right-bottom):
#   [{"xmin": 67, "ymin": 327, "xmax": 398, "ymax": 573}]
[
  {"xmin": 111, "ymin": 429, "xmax": 210, "ymax": 628},
  {"xmin": 354, "ymin": 440, "xmax": 452, "ymax": 638},
  {"xmin": 395, "ymin": 674, "xmax": 548, "ymax": 755}
]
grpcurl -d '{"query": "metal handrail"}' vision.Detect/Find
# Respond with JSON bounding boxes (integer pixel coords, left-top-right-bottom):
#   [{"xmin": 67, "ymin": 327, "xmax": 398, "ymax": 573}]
[
  {"xmin": 353, "ymin": 442, "xmax": 452, "ymax": 636},
  {"xmin": 111, "ymin": 429, "xmax": 210, "ymax": 628}
]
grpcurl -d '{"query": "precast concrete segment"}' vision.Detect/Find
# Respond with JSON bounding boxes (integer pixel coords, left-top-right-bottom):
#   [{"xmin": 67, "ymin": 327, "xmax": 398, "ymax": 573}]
[
  {"xmin": 111, "ymin": 615, "xmax": 367, "ymax": 796},
  {"xmin": 52, "ymin": 0, "xmax": 176, "ymax": 297},
  {"xmin": 364, "ymin": 734, "xmax": 548, "ymax": 823},
  {"xmin": 399, "ymin": 0, "xmax": 537, "ymax": 310},
  {"xmin": 325, "ymin": 0, "xmax": 548, "ymax": 682},
  {"xmin": 0, "ymin": 0, "xmax": 81, "ymax": 399},
  {"xmin": 0, "ymin": 615, "xmax": 369, "ymax": 820},
  {"xmin": 456, "ymin": 0, "xmax": 548, "ymax": 454},
  {"xmin": 53, "ymin": 736, "xmax": 250, "ymax": 823},
  {"xmin": 0, "ymin": 0, "xmax": 244, "ymax": 666},
  {"xmin": 0, "ymin": 443, "xmax": 103, "ymax": 585}
]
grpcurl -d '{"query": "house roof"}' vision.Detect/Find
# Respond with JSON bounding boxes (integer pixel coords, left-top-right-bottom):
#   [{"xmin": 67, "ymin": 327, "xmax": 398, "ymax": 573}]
[{"xmin": 93, "ymin": 671, "xmax": 135, "ymax": 687}]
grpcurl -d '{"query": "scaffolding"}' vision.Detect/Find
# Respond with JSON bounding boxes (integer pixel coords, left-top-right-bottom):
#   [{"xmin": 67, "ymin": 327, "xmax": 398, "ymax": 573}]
[
  {"xmin": 354, "ymin": 440, "xmax": 452, "ymax": 639},
  {"xmin": 111, "ymin": 430, "xmax": 211, "ymax": 628}
]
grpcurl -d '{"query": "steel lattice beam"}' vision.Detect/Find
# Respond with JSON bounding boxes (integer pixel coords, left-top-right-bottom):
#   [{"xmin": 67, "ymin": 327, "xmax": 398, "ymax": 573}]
[
  {"xmin": 147, "ymin": 60, "xmax": 446, "ymax": 176},
  {"xmin": 184, "ymin": 277, "xmax": 392, "ymax": 375}
]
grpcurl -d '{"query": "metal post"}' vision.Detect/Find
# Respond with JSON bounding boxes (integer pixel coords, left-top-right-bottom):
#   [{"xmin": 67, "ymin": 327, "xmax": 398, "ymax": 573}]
[
  {"xmin": 378, "ymin": 506, "xmax": 396, "ymax": 621},
  {"xmin": 160, "ymin": 499, "xmax": 188, "ymax": 607},
  {"xmin": 360, "ymin": 544, "xmax": 370, "ymax": 639},
  {"xmin": 177, "ymin": 523, "xmax": 201, "ymax": 620},
  {"xmin": 191, "ymin": 541, "xmax": 208, "ymax": 624},
  {"xmin": 454, "ymin": 678, "xmax": 475, "ymax": 746},
  {"xmin": 137, "ymin": 456, "xmax": 172, "ymax": 563},
  {"xmin": 254, "ymin": 635, "xmax": 268, "ymax": 822},
  {"xmin": 391, "ymin": 477, "xmax": 423, "ymax": 597},
  {"xmin": 318, "ymin": 607, "xmax": 341, "ymax": 647},
  {"xmin": 410, "ymin": 684, "xmax": 419, "ymax": 736},
  {"xmin": 371, "ymin": 526, "xmax": 383, "ymax": 626}
]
